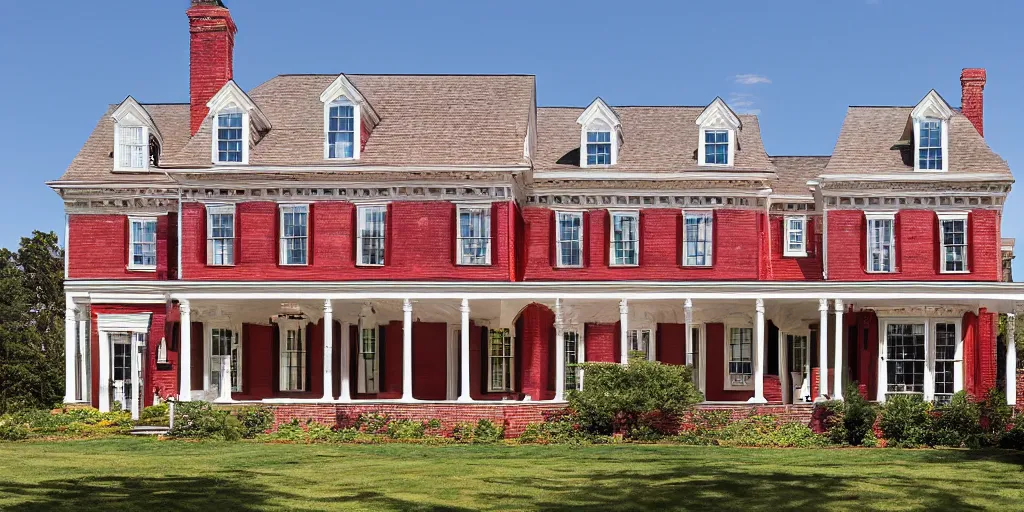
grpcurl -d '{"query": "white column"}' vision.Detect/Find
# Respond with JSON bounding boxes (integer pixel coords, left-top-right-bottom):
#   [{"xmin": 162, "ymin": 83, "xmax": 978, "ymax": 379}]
[
  {"xmin": 64, "ymin": 297, "xmax": 77, "ymax": 403},
  {"xmin": 749, "ymin": 298, "xmax": 767, "ymax": 404},
  {"xmin": 402, "ymin": 299, "xmax": 413, "ymax": 401},
  {"xmin": 833, "ymin": 299, "xmax": 845, "ymax": 401},
  {"xmin": 322, "ymin": 299, "xmax": 334, "ymax": 401},
  {"xmin": 130, "ymin": 332, "xmax": 141, "ymax": 420},
  {"xmin": 1007, "ymin": 313, "xmax": 1017, "ymax": 406},
  {"xmin": 554, "ymin": 299, "xmax": 566, "ymax": 402},
  {"xmin": 458, "ymin": 299, "xmax": 471, "ymax": 402},
  {"xmin": 619, "ymin": 299, "xmax": 629, "ymax": 365},
  {"xmin": 179, "ymin": 300, "xmax": 192, "ymax": 402},
  {"xmin": 77, "ymin": 310, "xmax": 89, "ymax": 403},
  {"xmin": 215, "ymin": 356, "xmax": 231, "ymax": 403},
  {"xmin": 817, "ymin": 298, "xmax": 828, "ymax": 401},
  {"xmin": 338, "ymin": 320, "xmax": 352, "ymax": 401},
  {"xmin": 98, "ymin": 332, "xmax": 110, "ymax": 412},
  {"xmin": 684, "ymin": 299, "xmax": 694, "ymax": 366}
]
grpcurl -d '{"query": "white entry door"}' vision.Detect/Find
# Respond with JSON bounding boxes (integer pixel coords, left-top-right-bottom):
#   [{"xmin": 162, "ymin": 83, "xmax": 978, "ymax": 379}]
[{"xmin": 110, "ymin": 332, "xmax": 144, "ymax": 413}]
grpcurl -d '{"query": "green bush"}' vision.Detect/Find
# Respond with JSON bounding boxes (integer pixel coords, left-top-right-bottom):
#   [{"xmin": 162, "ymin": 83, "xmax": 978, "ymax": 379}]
[
  {"xmin": 450, "ymin": 422, "xmax": 475, "ymax": 443},
  {"xmin": 169, "ymin": 401, "xmax": 237, "ymax": 440},
  {"xmin": 674, "ymin": 410, "xmax": 732, "ymax": 446},
  {"xmin": 235, "ymin": 406, "xmax": 275, "ymax": 439},
  {"xmin": 879, "ymin": 395, "xmax": 932, "ymax": 447},
  {"xmin": 138, "ymin": 403, "xmax": 170, "ymax": 427},
  {"xmin": 355, "ymin": 412, "xmax": 392, "ymax": 434},
  {"xmin": 569, "ymin": 357, "xmax": 703, "ymax": 436},
  {"xmin": 0, "ymin": 416, "xmax": 29, "ymax": 441},
  {"xmin": 673, "ymin": 413, "xmax": 824, "ymax": 448},
  {"xmin": 977, "ymin": 388, "xmax": 1013, "ymax": 446},
  {"xmin": 928, "ymin": 391, "xmax": 981, "ymax": 448},
  {"xmin": 517, "ymin": 412, "xmax": 592, "ymax": 445},
  {"xmin": 386, "ymin": 419, "xmax": 426, "ymax": 440},
  {"xmin": 821, "ymin": 384, "xmax": 878, "ymax": 446},
  {"xmin": 2, "ymin": 408, "xmax": 132, "ymax": 438},
  {"xmin": 1000, "ymin": 420, "xmax": 1024, "ymax": 450},
  {"xmin": 472, "ymin": 419, "xmax": 504, "ymax": 443}
]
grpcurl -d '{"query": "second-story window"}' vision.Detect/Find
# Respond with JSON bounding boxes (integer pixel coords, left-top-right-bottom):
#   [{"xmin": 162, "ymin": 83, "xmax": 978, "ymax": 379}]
[
  {"xmin": 610, "ymin": 211, "xmax": 639, "ymax": 266},
  {"xmin": 357, "ymin": 205, "xmax": 386, "ymax": 266},
  {"xmin": 206, "ymin": 205, "xmax": 235, "ymax": 266},
  {"xmin": 704, "ymin": 130, "xmax": 729, "ymax": 165},
  {"xmin": 216, "ymin": 107, "xmax": 244, "ymax": 163},
  {"xmin": 457, "ymin": 206, "xmax": 491, "ymax": 265},
  {"xmin": 866, "ymin": 213, "xmax": 895, "ymax": 273},
  {"xmin": 784, "ymin": 215, "xmax": 807, "ymax": 257},
  {"xmin": 586, "ymin": 131, "xmax": 612, "ymax": 165},
  {"xmin": 939, "ymin": 213, "xmax": 968, "ymax": 273},
  {"xmin": 556, "ymin": 211, "xmax": 583, "ymax": 267},
  {"xmin": 280, "ymin": 205, "xmax": 308, "ymax": 266},
  {"xmin": 918, "ymin": 119, "xmax": 943, "ymax": 170},
  {"xmin": 117, "ymin": 126, "xmax": 148, "ymax": 169},
  {"xmin": 128, "ymin": 216, "xmax": 157, "ymax": 271},
  {"xmin": 683, "ymin": 211, "xmax": 713, "ymax": 266},
  {"xmin": 327, "ymin": 99, "xmax": 355, "ymax": 159}
]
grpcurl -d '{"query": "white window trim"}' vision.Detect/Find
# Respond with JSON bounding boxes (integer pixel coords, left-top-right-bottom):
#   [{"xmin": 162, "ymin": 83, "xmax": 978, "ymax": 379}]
[
  {"xmin": 865, "ymin": 211, "xmax": 897, "ymax": 274},
  {"xmin": 110, "ymin": 97, "xmax": 161, "ymax": 172},
  {"xmin": 697, "ymin": 128, "xmax": 736, "ymax": 168},
  {"xmin": 487, "ymin": 327, "xmax": 515, "ymax": 393},
  {"xmin": 937, "ymin": 211, "xmax": 970, "ymax": 274},
  {"xmin": 783, "ymin": 215, "xmax": 808, "ymax": 257},
  {"xmin": 204, "ymin": 325, "xmax": 243, "ymax": 394},
  {"xmin": 626, "ymin": 326, "xmax": 656, "ymax": 362},
  {"xmin": 355, "ymin": 203, "xmax": 386, "ymax": 267},
  {"xmin": 689, "ymin": 323, "xmax": 707, "ymax": 395},
  {"xmin": 278, "ymin": 203, "xmax": 310, "ymax": 266},
  {"xmin": 912, "ymin": 117, "xmax": 949, "ymax": 173},
  {"xmin": 210, "ymin": 104, "xmax": 250, "ymax": 165},
  {"xmin": 555, "ymin": 210, "xmax": 584, "ymax": 268},
  {"xmin": 724, "ymin": 324, "xmax": 755, "ymax": 391},
  {"xmin": 127, "ymin": 215, "xmax": 158, "ymax": 272},
  {"xmin": 609, "ymin": 209, "xmax": 640, "ymax": 267},
  {"xmin": 113, "ymin": 124, "xmax": 150, "ymax": 171},
  {"xmin": 877, "ymin": 317, "xmax": 962, "ymax": 403},
  {"xmin": 576, "ymin": 98, "xmax": 621, "ymax": 168},
  {"xmin": 564, "ymin": 328, "xmax": 584, "ymax": 391},
  {"xmin": 277, "ymin": 320, "xmax": 307, "ymax": 392},
  {"xmin": 357, "ymin": 320, "xmax": 380, "ymax": 394},
  {"xmin": 322, "ymin": 95, "xmax": 361, "ymax": 160},
  {"xmin": 456, "ymin": 204, "xmax": 492, "ymax": 266},
  {"xmin": 206, "ymin": 204, "xmax": 236, "ymax": 267},
  {"xmin": 447, "ymin": 324, "xmax": 461, "ymax": 400},
  {"xmin": 682, "ymin": 209, "xmax": 714, "ymax": 267}
]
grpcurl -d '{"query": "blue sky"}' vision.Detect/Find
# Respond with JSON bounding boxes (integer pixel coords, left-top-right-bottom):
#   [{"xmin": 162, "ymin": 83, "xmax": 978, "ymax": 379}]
[{"xmin": 1, "ymin": 0, "xmax": 1022, "ymax": 274}]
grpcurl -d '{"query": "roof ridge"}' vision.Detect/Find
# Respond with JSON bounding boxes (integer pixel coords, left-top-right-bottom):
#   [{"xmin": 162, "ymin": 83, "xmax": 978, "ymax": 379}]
[{"xmin": 276, "ymin": 73, "xmax": 536, "ymax": 77}]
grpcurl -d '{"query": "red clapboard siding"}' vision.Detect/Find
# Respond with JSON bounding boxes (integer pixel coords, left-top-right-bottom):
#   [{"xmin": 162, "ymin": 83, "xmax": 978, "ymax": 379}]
[{"xmin": 68, "ymin": 214, "xmax": 171, "ymax": 280}]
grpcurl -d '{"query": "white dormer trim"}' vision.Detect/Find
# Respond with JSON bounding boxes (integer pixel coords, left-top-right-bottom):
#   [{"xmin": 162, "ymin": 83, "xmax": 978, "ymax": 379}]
[
  {"xmin": 911, "ymin": 90, "xmax": 951, "ymax": 173},
  {"xmin": 320, "ymin": 74, "xmax": 380, "ymax": 161},
  {"xmin": 206, "ymin": 81, "xmax": 271, "ymax": 166},
  {"xmin": 323, "ymin": 96, "xmax": 360, "ymax": 160},
  {"xmin": 111, "ymin": 96, "xmax": 161, "ymax": 171},
  {"xmin": 696, "ymin": 97, "xmax": 741, "ymax": 168},
  {"xmin": 577, "ymin": 97, "xmax": 622, "ymax": 168}
]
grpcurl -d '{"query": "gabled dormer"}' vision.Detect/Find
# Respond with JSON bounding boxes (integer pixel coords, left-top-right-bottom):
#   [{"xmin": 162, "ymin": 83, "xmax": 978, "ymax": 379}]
[
  {"xmin": 695, "ymin": 97, "xmax": 741, "ymax": 167},
  {"xmin": 577, "ymin": 98, "xmax": 622, "ymax": 167},
  {"xmin": 206, "ymin": 80, "xmax": 271, "ymax": 165},
  {"xmin": 319, "ymin": 74, "xmax": 380, "ymax": 161},
  {"xmin": 909, "ymin": 89, "xmax": 952, "ymax": 172},
  {"xmin": 111, "ymin": 96, "xmax": 162, "ymax": 171}
]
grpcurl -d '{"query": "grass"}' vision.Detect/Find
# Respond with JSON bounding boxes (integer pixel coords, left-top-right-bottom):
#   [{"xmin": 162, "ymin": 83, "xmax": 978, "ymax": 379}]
[{"xmin": 0, "ymin": 439, "xmax": 1023, "ymax": 511}]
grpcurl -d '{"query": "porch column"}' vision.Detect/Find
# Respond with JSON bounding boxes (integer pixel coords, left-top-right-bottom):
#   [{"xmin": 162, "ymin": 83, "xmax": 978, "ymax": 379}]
[
  {"xmin": 63, "ymin": 297, "xmax": 77, "ymax": 403},
  {"xmin": 749, "ymin": 298, "xmax": 767, "ymax": 404},
  {"xmin": 179, "ymin": 300, "xmax": 192, "ymax": 401},
  {"xmin": 458, "ymin": 299, "xmax": 471, "ymax": 402},
  {"xmin": 1008, "ymin": 313, "xmax": 1017, "ymax": 406},
  {"xmin": 322, "ymin": 299, "xmax": 333, "ymax": 401},
  {"xmin": 816, "ymin": 298, "xmax": 828, "ymax": 401},
  {"xmin": 554, "ymin": 299, "xmax": 566, "ymax": 401},
  {"xmin": 402, "ymin": 299, "xmax": 413, "ymax": 401},
  {"xmin": 78, "ymin": 309, "xmax": 89, "ymax": 402},
  {"xmin": 130, "ymin": 330, "xmax": 141, "ymax": 420},
  {"xmin": 833, "ymin": 299, "xmax": 844, "ymax": 401},
  {"xmin": 619, "ymin": 299, "xmax": 629, "ymax": 365},
  {"xmin": 338, "ymin": 320, "xmax": 351, "ymax": 401},
  {"xmin": 684, "ymin": 298, "xmax": 694, "ymax": 366}
]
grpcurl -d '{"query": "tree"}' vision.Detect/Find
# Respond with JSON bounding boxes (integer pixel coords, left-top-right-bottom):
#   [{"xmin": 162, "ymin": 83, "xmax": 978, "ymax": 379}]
[{"xmin": 0, "ymin": 231, "xmax": 64, "ymax": 413}]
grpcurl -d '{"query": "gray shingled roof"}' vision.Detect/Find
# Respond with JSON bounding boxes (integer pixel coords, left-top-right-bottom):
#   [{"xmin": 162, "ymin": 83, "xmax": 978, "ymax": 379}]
[
  {"xmin": 769, "ymin": 156, "xmax": 830, "ymax": 197},
  {"xmin": 534, "ymin": 106, "xmax": 773, "ymax": 173},
  {"xmin": 824, "ymin": 106, "xmax": 1011, "ymax": 176}
]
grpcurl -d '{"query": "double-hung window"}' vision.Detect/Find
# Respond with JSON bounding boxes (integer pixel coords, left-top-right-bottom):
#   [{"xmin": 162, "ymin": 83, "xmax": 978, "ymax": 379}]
[
  {"xmin": 866, "ymin": 212, "xmax": 895, "ymax": 273},
  {"xmin": 556, "ymin": 211, "xmax": 583, "ymax": 267},
  {"xmin": 885, "ymin": 323, "xmax": 925, "ymax": 396},
  {"xmin": 784, "ymin": 215, "xmax": 806, "ymax": 257},
  {"xmin": 727, "ymin": 327, "xmax": 753, "ymax": 388},
  {"xmin": 210, "ymin": 328, "xmax": 241, "ymax": 393},
  {"xmin": 128, "ymin": 217, "xmax": 157, "ymax": 271},
  {"xmin": 938, "ymin": 213, "xmax": 968, "ymax": 273},
  {"xmin": 280, "ymin": 205, "xmax": 308, "ymax": 265},
  {"xmin": 216, "ymin": 108, "xmax": 244, "ymax": 163},
  {"xmin": 488, "ymin": 328, "xmax": 513, "ymax": 392},
  {"xmin": 704, "ymin": 130, "xmax": 729, "ymax": 165},
  {"xmin": 933, "ymin": 322, "xmax": 957, "ymax": 404},
  {"xmin": 327, "ymin": 99, "xmax": 355, "ymax": 159},
  {"xmin": 279, "ymin": 328, "xmax": 306, "ymax": 392},
  {"xmin": 358, "ymin": 326, "xmax": 379, "ymax": 394},
  {"xmin": 357, "ymin": 205, "xmax": 386, "ymax": 266},
  {"xmin": 116, "ymin": 126, "xmax": 148, "ymax": 169},
  {"xmin": 627, "ymin": 328, "xmax": 652, "ymax": 361},
  {"xmin": 586, "ymin": 131, "xmax": 612, "ymax": 165},
  {"xmin": 610, "ymin": 211, "xmax": 639, "ymax": 266},
  {"xmin": 564, "ymin": 330, "xmax": 582, "ymax": 391},
  {"xmin": 918, "ymin": 119, "xmax": 943, "ymax": 170},
  {"xmin": 207, "ymin": 205, "xmax": 235, "ymax": 266},
  {"xmin": 683, "ymin": 211, "xmax": 713, "ymax": 266},
  {"xmin": 457, "ymin": 206, "xmax": 491, "ymax": 265}
]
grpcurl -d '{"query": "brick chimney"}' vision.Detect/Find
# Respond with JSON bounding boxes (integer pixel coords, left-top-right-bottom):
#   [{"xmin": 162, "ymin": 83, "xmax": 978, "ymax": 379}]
[
  {"xmin": 187, "ymin": 0, "xmax": 237, "ymax": 135},
  {"xmin": 960, "ymin": 68, "xmax": 986, "ymax": 137}
]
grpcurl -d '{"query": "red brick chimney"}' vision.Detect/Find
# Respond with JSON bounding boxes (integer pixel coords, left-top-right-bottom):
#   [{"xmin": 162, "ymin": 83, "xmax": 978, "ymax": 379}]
[
  {"xmin": 960, "ymin": 68, "xmax": 986, "ymax": 137},
  {"xmin": 187, "ymin": 0, "xmax": 236, "ymax": 136}
]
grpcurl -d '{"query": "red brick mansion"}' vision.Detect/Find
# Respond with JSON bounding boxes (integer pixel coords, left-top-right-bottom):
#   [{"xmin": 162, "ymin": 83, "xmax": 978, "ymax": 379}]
[{"xmin": 53, "ymin": 1, "xmax": 1021, "ymax": 425}]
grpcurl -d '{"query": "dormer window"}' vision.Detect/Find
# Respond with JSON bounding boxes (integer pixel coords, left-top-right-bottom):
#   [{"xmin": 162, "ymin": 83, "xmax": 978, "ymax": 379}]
[
  {"xmin": 704, "ymin": 130, "xmax": 729, "ymax": 165},
  {"xmin": 586, "ymin": 130, "xmax": 612, "ymax": 165},
  {"xmin": 320, "ymin": 74, "xmax": 379, "ymax": 161},
  {"xmin": 116, "ymin": 126, "xmax": 148, "ymax": 169},
  {"xmin": 111, "ymin": 96, "xmax": 162, "ymax": 172},
  {"xmin": 216, "ymin": 107, "xmax": 244, "ymax": 163},
  {"xmin": 918, "ymin": 119, "xmax": 943, "ymax": 170},
  {"xmin": 577, "ymin": 98, "xmax": 622, "ymax": 168},
  {"xmin": 695, "ymin": 97, "xmax": 740, "ymax": 168},
  {"xmin": 327, "ymin": 98, "xmax": 356, "ymax": 159},
  {"xmin": 205, "ymin": 80, "xmax": 271, "ymax": 166},
  {"xmin": 910, "ymin": 90, "xmax": 951, "ymax": 172}
]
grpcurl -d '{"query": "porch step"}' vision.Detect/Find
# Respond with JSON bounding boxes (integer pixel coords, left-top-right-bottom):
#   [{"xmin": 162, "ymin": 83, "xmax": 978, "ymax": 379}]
[{"xmin": 130, "ymin": 425, "xmax": 170, "ymax": 436}]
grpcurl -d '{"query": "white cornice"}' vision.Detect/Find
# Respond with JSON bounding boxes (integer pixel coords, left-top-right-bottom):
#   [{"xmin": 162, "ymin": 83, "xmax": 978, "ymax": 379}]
[
  {"xmin": 816, "ymin": 173, "xmax": 1013, "ymax": 183},
  {"xmin": 534, "ymin": 170, "xmax": 774, "ymax": 181},
  {"xmin": 911, "ymin": 89, "xmax": 954, "ymax": 120},
  {"xmin": 164, "ymin": 164, "xmax": 532, "ymax": 174}
]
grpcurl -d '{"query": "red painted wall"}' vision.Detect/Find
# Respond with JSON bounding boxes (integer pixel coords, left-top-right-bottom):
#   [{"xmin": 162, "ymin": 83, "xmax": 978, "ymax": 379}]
[
  {"xmin": 68, "ymin": 214, "xmax": 172, "ymax": 280},
  {"xmin": 518, "ymin": 304, "xmax": 555, "ymax": 401},
  {"xmin": 180, "ymin": 201, "xmax": 514, "ymax": 281},
  {"xmin": 657, "ymin": 323, "xmax": 686, "ymax": 365},
  {"xmin": 187, "ymin": 3, "xmax": 235, "ymax": 135},
  {"xmin": 521, "ymin": 208, "xmax": 761, "ymax": 280},
  {"xmin": 412, "ymin": 322, "xmax": 448, "ymax": 400},
  {"xmin": 826, "ymin": 209, "xmax": 1001, "ymax": 281},
  {"xmin": 89, "ymin": 304, "xmax": 168, "ymax": 409},
  {"xmin": 768, "ymin": 215, "xmax": 823, "ymax": 280},
  {"xmin": 240, "ymin": 323, "xmax": 274, "ymax": 399},
  {"xmin": 977, "ymin": 308, "xmax": 997, "ymax": 395},
  {"xmin": 584, "ymin": 323, "xmax": 619, "ymax": 363},
  {"xmin": 704, "ymin": 323, "xmax": 754, "ymax": 401}
]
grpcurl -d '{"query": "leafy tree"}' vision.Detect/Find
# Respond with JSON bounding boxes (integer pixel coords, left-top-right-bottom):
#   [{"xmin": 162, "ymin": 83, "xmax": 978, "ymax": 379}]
[{"xmin": 0, "ymin": 231, "xmax": 65, "ymax": 413}]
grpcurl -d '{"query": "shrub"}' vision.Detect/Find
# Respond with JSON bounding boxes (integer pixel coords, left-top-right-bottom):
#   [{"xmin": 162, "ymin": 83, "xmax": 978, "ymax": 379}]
[
  {"xmin": 569, "ymin": 357, "xmax": 702, "ymax": 436},
  {"xmin": 821, "ymin": 384, "xmax": 878, "ymax": 446},
  {"xmin": 717, "ymin": 415, "xmax": 826, "ymax": 448},
  {"xmin": 450, "ymin": 422, "xmax": 476, "ymax": 443},
  {"xmin": 355, "ymin": 412, "xmax": 392, "ymax": 434},
  {"xmin": 879, "ymin": 394, "xmax": 931, "ymax": 447},
  {"xmin": 977, "ymin": 388, "xmax": 1013, "ymax": 446},
  {"xmin": 0, "ymin": 416, "xmax": 29, "ymax": 441},
  {"xmin": 928, "ymin": 391, "xmax": 981, "ymax": 448},
  {"xmin": 236, "ymin": 406, "xmax": 275, "ymax": 439},
  {"xmin": 675, "ymin": 410, "xmax": 731, "ymax": 446},
  {"xmin": 1000, "ymin": 420, "xmax": 1024, "ymax": 450},
  {"xmin": 386, "ymin": 419, "xmax": 426, "ymax": 440},
  {"xmin": 169, "ymin": 401, "xmax": 236, "ymax": 440},
  {"xmin": 138, "ymin": 403, "xmax": 170, "ymax": 427},
  {"xmin": 472, "ymin": 419, "xmax": 504, "ymax": 443}
]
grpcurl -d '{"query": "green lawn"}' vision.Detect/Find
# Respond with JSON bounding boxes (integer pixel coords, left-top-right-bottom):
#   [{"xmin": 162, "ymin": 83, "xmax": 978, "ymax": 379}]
[{"xmin": 1, "ymin": 439, "xmax": 1022, "ymax": 511}]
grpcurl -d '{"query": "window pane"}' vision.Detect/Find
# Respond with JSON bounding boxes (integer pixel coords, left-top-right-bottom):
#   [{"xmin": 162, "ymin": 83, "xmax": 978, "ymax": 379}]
[
  {"xmin": 704, "ymin": 130, "xmax": 729, "ymax": 165},
  {"xmin": 557, "ymin": 212, "xmax": 582, "ymax": 267},
  {"xmin": 683, "ymin": 212, "xmax": 713, "ymax": 266},
  {"xmin": 458, "ymin": 208, "xmax": 491, "ymax": 265}
]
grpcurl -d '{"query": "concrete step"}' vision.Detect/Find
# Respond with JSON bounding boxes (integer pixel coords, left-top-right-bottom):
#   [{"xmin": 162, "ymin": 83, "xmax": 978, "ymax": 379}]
[{"xmin": 130, "ymin": 425, "xmax": 170, "ymax": 436}]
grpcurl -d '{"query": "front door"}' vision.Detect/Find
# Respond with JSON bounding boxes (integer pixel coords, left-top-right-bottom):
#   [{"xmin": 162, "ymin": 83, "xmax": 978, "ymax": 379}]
[
  {"xmin": 786, "ymin": 334, "xmax": 810, "ymax": 403},
  {"xmin": 110, "ymin": 333, "xmax": 134, "ymax": 411}
]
